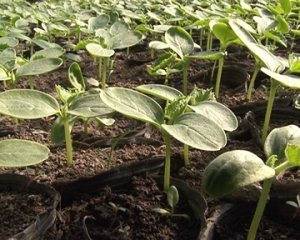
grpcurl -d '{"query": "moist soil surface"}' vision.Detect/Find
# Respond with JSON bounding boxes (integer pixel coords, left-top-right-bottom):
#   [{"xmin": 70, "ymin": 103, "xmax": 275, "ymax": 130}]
[{"xmin": 0, "ymin": 43, "xmax": 299, "ymax": 239}]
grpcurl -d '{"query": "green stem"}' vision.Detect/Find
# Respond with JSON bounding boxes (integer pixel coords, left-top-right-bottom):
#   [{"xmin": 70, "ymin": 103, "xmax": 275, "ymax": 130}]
[
  {"xmin": 215, "ymin": 56, "xmax": 224, "ymax": 99},
  {"xmin": 163, "ymin": 131, "xmax": 171, "ymax": 191},
  {"xmin": 261, "ymin": 79, "xmax": 278, "ymax": 143},
  {"xmin": 182, "ymin": 60, "xmax": 189, "ymax": 95},
  {"xmin": 210, "ymin": 60, "xmax": 217, "ymax": 83},
  {"xmin": 29, "ymin": 77, "xmax": 34, "ymax": 89},
  {"xmin": 247, "ymin": 177, "xmax": 273, "ymax": 240},
  {"xmin": 101, "ymin": 58, "xmax": 108, "ymax": 89},
  {"xmin": 247, "ymin": 160, "xmax": 290, "ymax": 240},
  {"xmin": 247, "ymin": 65, "xmax": 260, "ymax": 101},
  {"xmin": 183, "ymin": 144, "xmax": 189, "ymax": 166},
  {"xmin": 63, "ymin": 118, "xmax": 73, "ymax": 165},
  {"xmin": 84, "ymin": 120, "xmax": 89, "ymax": 134},
  {"xmin": 206, "ymin": 32, "xmax": 211, "ymax": 51}
]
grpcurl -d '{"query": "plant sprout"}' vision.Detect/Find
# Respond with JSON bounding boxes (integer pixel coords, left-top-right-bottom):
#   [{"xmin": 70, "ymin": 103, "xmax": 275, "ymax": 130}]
[
  {"xmin": 203, "ymin": 125, "xmax": 300, "ymax": 240},
  {"xmin": 100, "ymin": 86, "xmax": 228, "ymax": 191},
  {"xmin": 136, "ymin": 84, "xmax": 238, "ymax": 165}
]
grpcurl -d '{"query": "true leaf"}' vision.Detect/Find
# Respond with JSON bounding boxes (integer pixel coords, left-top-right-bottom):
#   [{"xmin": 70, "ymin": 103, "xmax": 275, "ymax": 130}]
[
  {"xmin": 100, "ymin": 87, "xmax": 164, "ymax": 126},
  {"xmin": 279, "ymin": 0, "xmax": 291, "ymax": 14},
  {"xmin": 210, "ymin": 21, "xmax": 237, "ymax": 48},
  {"xmin": 165, "ymin": 26, "xmax": 194, "ymax": 59},
  {"xmin": 16, "ymin": 58, "xmax": 63, "ymax": 77},
  {"xmin": 68, "ymin": 62, "xmax": 85, "ymax": 91},
  {"xmin": 0, "ymin": 139, "xmax": 50, "ymax": 167},
  {"xmin": 162, "ymin": 112, "xmax": 226, "ymax": 151},
  {"xmin": 264, "ymin": 125, "xmax": 300, "ymax": 161},
  {"xmin": 285, "ymin": 142, "xmax": 300, "ymax": 166},
  {"xmin": 203, "ymin": 150, "xmax": 275, "ymax": 198},
  {"xmin": 189, "ymin": 101, "xmax": 238, "ymax": 131},
  {"xmin": 0, "ymin": 89, "xmax": 60, "ymax": 119}
]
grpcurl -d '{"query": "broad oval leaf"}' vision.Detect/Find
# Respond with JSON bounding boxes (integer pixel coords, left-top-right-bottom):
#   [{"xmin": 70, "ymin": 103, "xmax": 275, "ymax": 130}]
[
  {"xmin": 188, "ymin": 51, "xmax": 224, "ymax": 60},
  {"xmin": 149, "ymin": 41, "xmax": 169, "ymax": 50},
  {"xmin": 0, "ymin": 89, "xmax": 60, "ymax": 119},
  {"xmin": 88, "ymin": 15, "xmax": 110, "ymax": 32},
  {"xmin": 136, "ymin": 84, "xmax": 183, "ymax": 102},
  {"xmin": 0, "ymin": 37, "xmax": 19, "ymax": 49},
  {"xmin": 0, "ymin": 48, "xmax": 16, "ymax": 71},
  {"xmin": 111, "ymin": 31, "xmax": 142, "ymax": 50},
  {"xmin": 162, "ymin": 112, "xmax": 226, "ymax": 151},
  {"xmin": 32, "ymin": 39, "xmax": 61, "ymax": 49},
  {"xmin": 16, "ymin": 58, "xmax": 63, "ymax": 77},
  {"xmin": 165, "ymin": 26, "xmax": 194, "ymax": 59},
  {"xmin": 210, "ymin": 21, "xmax": 237, "ymax": 48},
  {"xmin": 31, "ymin": 47, "xmax": 64, "ymax": 60},
  {"xmin": 264, "ymin": 125, "xmax": 300, "ymax": 160},
  {"xmin": 100, "ymin": 87, "xmax": 164, "ymax": 126},
  {"xmin": 0, "ymin": 139, "xmax": 50, "ymax": 167},
  {"xmin": 68, "ymin": 94, "xmax": 114, "ymax": 118},
  {"xmin": 261, "ymin": 67, "xmax": 300, "ymax": 89},
  {"xmin": 68, "ymin": 62, "xmax": 85, "ymax": 91},
  {"xmin": 203, "ymin": 150, "xmax": 275, "ymax": 198},
  {"xmin": 86, "ymin": 43, "xmax": 115, "ymax": 58},
  {"xmin": 189, "ymin": 101, "xmax": 238, "ymax": 131}
]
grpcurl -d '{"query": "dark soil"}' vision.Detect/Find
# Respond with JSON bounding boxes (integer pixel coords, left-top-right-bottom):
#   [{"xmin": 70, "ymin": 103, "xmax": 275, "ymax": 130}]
[
  {"xmin": 54, "ymin": 176, "xmax": 200, "ymax": 240},
  {"xmin": 0, "ymin": 191, "xmax": 51, "ymax": 238}
]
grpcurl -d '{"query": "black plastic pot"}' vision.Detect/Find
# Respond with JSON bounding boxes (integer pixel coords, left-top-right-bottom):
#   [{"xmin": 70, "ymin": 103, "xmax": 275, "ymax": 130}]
[{"xmin": 0, "ymin": 174, "xmax": 60, "ymax": 240}]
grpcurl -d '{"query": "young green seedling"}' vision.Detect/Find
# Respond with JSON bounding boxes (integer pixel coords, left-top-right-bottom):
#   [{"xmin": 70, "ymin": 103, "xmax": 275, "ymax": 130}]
[
  {"xmin": 149, "ymin": 26, "xmax": 224, "ymax": 95},
  {"xmin": 0, "ymin": 83, "xmax": 114, "ymax": 165},
  {"xmin": 100, "ymin": 87, "xmax": 228, "ymax": 191},
  {"xmin": 136, "ymin": 84, "xmax": 238, "ymax": 165},
  {"xmin": 203, "ymin": 125, "xmax": 300, "ymax": 240}
]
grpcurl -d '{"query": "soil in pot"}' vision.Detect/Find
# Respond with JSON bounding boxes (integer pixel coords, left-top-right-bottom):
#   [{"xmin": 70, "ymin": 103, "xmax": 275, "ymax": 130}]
[{"xmin": 54, "ymin": 176, "xmax": 200, "ymax": 240}]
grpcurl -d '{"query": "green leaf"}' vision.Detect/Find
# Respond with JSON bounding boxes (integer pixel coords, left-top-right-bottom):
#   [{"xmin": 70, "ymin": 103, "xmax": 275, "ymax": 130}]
[
  {"xmin": 88, "ymin": 15, "xmax": 110, "ymax": 32},
  {"xmin": 264, "ymin": 125, "xmax": 300, "ymax": 161},
  {"xmin": 229, "ymin": 19, "xmax": 283, "ymax": 72},
  {"xmin": 111, "ymin": 30, "xmax": 142, "ymax": 50},
  {"xmin": 261, "ymin": 67, "xmax": 300, "ymax": 89},
  {"xmin": 0, "ymin": 67, "xmax": 10, "ymax": 81},
  {"xmin": 188, "ymin": 51, "xmax": 224, "ymax": 60},
  {"xmin": 30, "ymin": 47, "xmax": 64, "ymax": 60},
  {"xmin": 100, "ymin": 87, "xmax": 164, "ymax": 126},
  {"xmin": 32, "ymin": 39, "xmax": 61, "ymax": 49},
  {"xmin": 96, "ymin": 117, "xmax": 115, "ymax": 126},
  {"xmin": 68, "ymin": 62, "xmax": 85, "ymax": 91},
  {"xmin": 162, "ymin": 112, "xmax": 226, "ymax": 151},
  {"xmin": 279, "ymin": 0, "xmax": 291, "ymax": 14},
  {"xmin": 0, "ymin": 37, "xmax": 19, "ymax": 49},
  {"xmin": 210, "ymin": 21, "xmax": 237, "ymax": 48},
  {"xmin": 189, "ymin": 101, "xmax": 238, "ymax": 131},
  {"xmin": 165, "ymin": 26, "xmax": 194, "ymax": 59},
  {"xmin": 288, "ymin": 53, "xmax": 300, "ymax": 73},
  {"xmin": 276, "ymin": 15, "xmax": 289, "ymax": 33},
  {"xmin": 165, "ymin": 97, "xmax": 189, "ymax": 121},
  {"xmin": 136, "ymin": 84, "xmax": 183, "ymax": 102},
  {"xmin": 0, "ymin": 139, "xmax": 50, "ymax": 167},
  {"xmin": 0, "ymin": 89, "xmax": 60, "ymax": 119},
  {"xmin": 16, "ymin": 58, "xmax": 63, "ymax": 77},
  {"xmin": 167, "ymin": 185, "xmax": 179, "ymax": 209},
  {"xmin": 285, "ymin": 143, "xmax": 300, "ymax": 166},
  {"xmin": 149, "ymin": 41, "xmax": 170, "ymax": 50},
  {"xmin": 203, "ymin": 150, "xmax": 275, "ymax": 198},
  {"xmin": 51, "ymin": 116, "xmax": 65, "ymax": 145},
  {"xmin": 86, "ymin": 43, "xmax": 115, "ymax": 58},
  {"xmin": 68, "ymin": 94, "xmax": 114, "ymax": 118},
  {"xmin": 0, "ymin": 48, "xmax": 16, "ymax": 71}
]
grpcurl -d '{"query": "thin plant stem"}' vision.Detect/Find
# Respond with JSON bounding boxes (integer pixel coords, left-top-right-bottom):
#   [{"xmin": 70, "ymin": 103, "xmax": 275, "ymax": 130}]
[
  {"xmin": 215, "ymin": 56, "xmax": 224, "ymax": 99},
  {"xmin": 247, "ymin": 177, "xmax": 273, "ymax": 240},
  {"xmin": 210, "ymin": 60, "xmax": 217, "ymax": 83},
  {"xmin": 163, "ymin": 131, "xmax": 171, "ymax": 191},
  {"xmin": 183, "ymin": 144, "xmax": 189, "ymax": 166},
  {"xmin": 84, "ymin": 120, "xmax": 89, "ymax": 134},
  {"xmin": 63, "ymin": 118, "xmax": 73, "ymax": 165},
  {"xmin": 206, "ymin": 31, "xmax": 211, "ymax": 51},
  {"xmin": 261, "ymin": 79, "xmax": 279, "ymax": 142},
  {"xmin": 247, "ymin": 161, "xmax": 290, "ymax": 240},
  {"xmin": 247, "ymin": 64, "xmax": 260, "ymax": 101},
  {"xmin": 101, "ymin": 57, "xmax": 108, "ymax": 89},
  {"xmin": 29, "ymin": 77, "xmax": 34, "ymax": 89},
  {"xmin": 182, "ymin": 60, "xmax": 189, "ymax": 95}
]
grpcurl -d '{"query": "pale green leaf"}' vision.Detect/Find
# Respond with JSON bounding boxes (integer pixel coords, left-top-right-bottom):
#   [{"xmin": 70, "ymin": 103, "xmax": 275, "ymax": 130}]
[
  {"xmin": 203, "ymin": 150, "xmax": 275, "ymax": 197},
  {"xmin": 68, "ymin": 62, "xmax": 85, "ymax": 91},
  {"xmin": 31, "ymin": 47, "xmax": 64, "ymax": 60},
  {"xmin": 86, "ymin": 43, "xmax": 115, "ymax": 58}
]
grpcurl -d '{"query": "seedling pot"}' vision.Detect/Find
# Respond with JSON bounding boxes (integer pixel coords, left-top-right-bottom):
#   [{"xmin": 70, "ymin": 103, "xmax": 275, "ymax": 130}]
[{"xmin": 0, "ymin": 173, "xmax": 60, "ymax": 239}]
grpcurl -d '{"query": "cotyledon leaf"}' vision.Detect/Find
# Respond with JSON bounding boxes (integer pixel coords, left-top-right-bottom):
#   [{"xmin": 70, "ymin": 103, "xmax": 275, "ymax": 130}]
[
  {"xmin": 0, "ymin": 89, "xmax": 60, "ymax": 119},
  {"xmin": 86, "ymin": 43, "xmax": 115, "ymax": 58},
  {"xmin": 30, "ymin": 47, "xmax": 64, "ymax": 60},
  {"xmin": 261, "ymin": 67, "xmax": 300, "ymax": 89},
  {"xmin": 203, "ymin": 150, "xmax": 275, "ymax": 198},
  {"xmin": 16, "ymin": 58, "xmax": 63, "ymax": 77},
  {"xmin": 100, "ymin": 87, "xmax": 164, "ymax": 126},
  {"xmin": 68, "ymin": 94, "xmax": 114, "ymax": 118},
  {"xmin": 0, "ymin": 139, "xmax": 50, "ymax": 167},
  {"xmin": 136, "ymin": 84, "xmax": 183, "ymax": 102},
  {"xmin": 162, "ymin": 112, "xmax": 227, "ymax": 151},
  {"xmin": 189, "ymin": 101, "xmax": 238, "ymax": 131}
]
